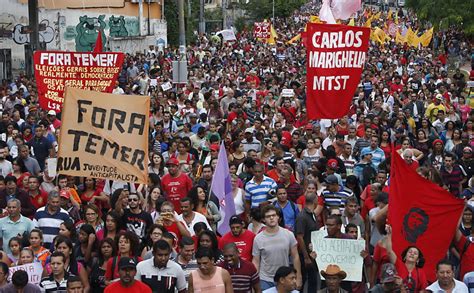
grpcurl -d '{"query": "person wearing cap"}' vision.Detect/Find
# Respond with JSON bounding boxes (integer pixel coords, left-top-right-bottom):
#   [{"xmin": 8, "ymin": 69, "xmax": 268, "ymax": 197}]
[
  {"xmin": 321, "ymin": 174, "xmax": 353, "ymax": 215},
  {"xmin": 161, "ymin": 158, "xmax": 193, "ymax": 214},
  {"xmin": 432, "ymin": 109, "xmax": 450, "ymax": 134},
  {"xmin": 105, "ymin": 256, "xmax": 151, "ymax": 293},
  {"xmin": 242, "ymin": 128, "xmax": 262, "ymax": 153},
  {"xmin": 369, "ymin": 263, "xmax": 404, "ymax": 293},
  {"xmin": 425, "ymin": 94, "xmax": 446, "ymax": 123},
  {"xmin": 353, "ymin": 148, "xmax": 377, "ymax": 189},
  {"xmin": 439, "ymin": 152, "xmax": 467, "ymax": 198},
  {"xmin": 135, "ymin": 240, "xmax": 186, "ymax": 293},
  {"xmin": 426, "ymin": 259, "xmax": 468, "ymax": 293},
  {"xmin": 218, "ymin": 242, "xmax": 260, "ymax": 293},
  {"xmin": 46, "ymin": 109, "xmax": 61, "ymax": 131},
  {"xmin": 381, "ymin": 88, "xmax": 394, "ymax": 112},
  {"xmin": 0, "ymin": 175, "xmax": 35, "ymax": 218},
  {"xmin": 318, "ymin": 265, "xmax": 348, "ymax": 293},
  {"xmin": 219, "ymin": 215, "xmax": 256, "ymax": 262},
  {"xmin": 33, "ymin": 190, "xmax": 72, "ymax": 248}
]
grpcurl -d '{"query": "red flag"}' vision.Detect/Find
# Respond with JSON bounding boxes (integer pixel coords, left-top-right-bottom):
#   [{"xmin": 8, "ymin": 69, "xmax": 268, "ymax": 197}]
[
  {"xmin": 388, "ymin": 151, "xmax": 464, "ymax": 281},
  {"xmin": 93, "ymin": 33, "xmax": 103, "ymax": 53},
  {"xmin": 305, "ymin": 23, "xmax": 370, "ymax": 119}
]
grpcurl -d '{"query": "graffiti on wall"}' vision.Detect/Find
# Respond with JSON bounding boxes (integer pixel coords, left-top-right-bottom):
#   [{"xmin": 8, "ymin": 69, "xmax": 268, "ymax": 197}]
[
  {"xmin": 124, "ymin": 18, "xmax": 139, "ymax": 36},
  {"xmin": 64, "ymin": 26, "xmax": 77, "ymax": 41},
  {"xmin": 108, "ymin": 16, "xmax": 128, "ymax": 37},
  {"xmin": 0, "ymin": 13, "xmax": 27, "ymax": 39},
  {"xmin": 75, "ymin": 15, "xmax": 106, "ymax": 52},
  {"xmin": 12, "ymin": 19, "xmax": 55, "ymax": 45}
]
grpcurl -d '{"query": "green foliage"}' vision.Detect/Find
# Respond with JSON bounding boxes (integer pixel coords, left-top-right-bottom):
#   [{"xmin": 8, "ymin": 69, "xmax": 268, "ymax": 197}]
[
  {"xmin": 164, "ymin": 0, "xmax": 179, "ymax": 46},
  {"xmin": 406, "ymin": 0, "xmax": 474, "ymax": 36}
]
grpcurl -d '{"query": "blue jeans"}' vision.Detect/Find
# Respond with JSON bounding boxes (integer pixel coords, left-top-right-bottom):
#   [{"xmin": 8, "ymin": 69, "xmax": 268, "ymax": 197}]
[{"xmin": 261, "ymin": 280, "xmax": 275, "ymax": 291}]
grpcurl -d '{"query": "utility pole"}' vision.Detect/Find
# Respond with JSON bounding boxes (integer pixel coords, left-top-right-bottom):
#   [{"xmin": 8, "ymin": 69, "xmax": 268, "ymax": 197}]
[
  {"xmin": 222, "ymin": 0, "xmax": 226, "ymax": 29},
  {"xmin": 26, "ymin": 0, "xmax": 39, "ymax": 78},
  {"xmin": 178, "ymin": 0, "xmax": 186, "ymax": 52},
  {"xmin": 138, "ymin": 0, "xmax": 144, "ymax": 36},
  {"xmin": 199, "ymin": 0, "xmax": 205, "ymax": 34}
]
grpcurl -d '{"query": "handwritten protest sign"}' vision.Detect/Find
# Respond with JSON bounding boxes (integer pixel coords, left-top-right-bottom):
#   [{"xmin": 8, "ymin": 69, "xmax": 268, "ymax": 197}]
[
  {"xmin": 8, "ymin": 263, "xmax": 43, "ymax": 285},
  {"xmin": 311, "ymin": 230, "xmax": 365, "ymax": 282},
  {"xmin": 57, "ymin": 87, "xmax": 149, "ymax": 184},
  {"xmin": 254, "ymin": 22, "xmax": 271, "ymax": 39},
  {"xmin": 305, "ymin": 23, "xmax": 370, "ymax": 119},
  {"xmin": 34, "ymin": 51, "xmax": 125, "ymax": 112}
]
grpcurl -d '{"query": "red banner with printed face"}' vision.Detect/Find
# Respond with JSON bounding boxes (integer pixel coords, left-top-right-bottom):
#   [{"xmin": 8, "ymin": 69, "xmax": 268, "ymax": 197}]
[
  {"xmin": 253, "ymin": 22, "xmax": 271, "ymax": 39},
  {"xmin": 34, "ymin": 51, "xmax": 125, "ymax": 113},
  {"xmin": 305, "ymin": 23, "xmax": 370, "ymax": 119},
  {"xmin": 388, "ymin": 150, "xmax": 464, "ymax": 282}
]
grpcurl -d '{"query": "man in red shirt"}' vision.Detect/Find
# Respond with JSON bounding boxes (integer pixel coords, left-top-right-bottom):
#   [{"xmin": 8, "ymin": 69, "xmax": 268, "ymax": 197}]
[
  {"xmin": 219, "ymin": 216, "xmax": 256, "ymax": 262},
  {"xmin": 104, "ymin": 257, "xmax": 151, "ymax": 293},
  {"xmin": 161, "ymin": 158, "xmax": 193, "ymax": 214},
  {"xmin": 27, "ymin": 175, "xmax": 48, "ymax": 209}
]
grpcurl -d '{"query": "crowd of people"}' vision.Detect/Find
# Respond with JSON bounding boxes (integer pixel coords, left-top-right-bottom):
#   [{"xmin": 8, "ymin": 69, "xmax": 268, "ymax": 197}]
[{"xmin": 0, "ymin": 1, "xmax": 473, "ymax": 293}]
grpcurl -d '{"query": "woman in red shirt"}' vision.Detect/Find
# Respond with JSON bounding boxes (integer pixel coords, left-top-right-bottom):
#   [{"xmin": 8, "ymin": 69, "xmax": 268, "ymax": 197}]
[{"xmin": 104, "ymin": 231, "xmax": 142, "ymax": 285}]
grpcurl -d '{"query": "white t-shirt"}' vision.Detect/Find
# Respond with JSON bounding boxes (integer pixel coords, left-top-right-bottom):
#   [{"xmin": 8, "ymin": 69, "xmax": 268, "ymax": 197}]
[
  {"xmin": 177, "ymin": 212, "xmax": 211, "ymax": 236},
  {"xmin": 426, "ymin": 279, "xmax": 469, "ymax": 292}
]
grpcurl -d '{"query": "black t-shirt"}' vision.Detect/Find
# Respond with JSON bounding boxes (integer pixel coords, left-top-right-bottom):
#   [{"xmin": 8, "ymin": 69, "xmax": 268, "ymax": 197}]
[{"xmin": 122, "ymin": 209, "xmax": 153, "ymax": 240}]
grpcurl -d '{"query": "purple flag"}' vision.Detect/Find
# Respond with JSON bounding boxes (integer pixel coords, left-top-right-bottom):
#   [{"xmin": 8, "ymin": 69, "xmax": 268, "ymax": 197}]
[{"xmin": 210, "ymin": 142, "xmax": 236, "ymax": 235}]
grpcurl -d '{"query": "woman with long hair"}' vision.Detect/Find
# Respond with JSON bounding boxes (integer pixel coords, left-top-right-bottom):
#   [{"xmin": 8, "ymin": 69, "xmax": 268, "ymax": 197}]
[
  {"xmin": 188, "ymin": 186, "xmax": 221, "ymax": 231},
  {"xmin": 51, "ymin": 236, "xmax": 90, "ymax": 292},
  {"xmin": 143, "ymin": 185, "xmax": 163, "ymax": 214},
  {"xmin": 28, "ymin": 229, "xmax": 50, "ymax": 268},
  {"xmin": 89, "ymin": 238, "xmax": 116, "ymax": 293},
  {"xmin": 231, "ymin": 174, "xmax": 245, "ymax": 217},
  {"xmin": 228, "ymin": 140, "xmax": 246, "ymax": 168},
  {"xmin": 396, "ymin": 137, "xmax": 424, "ymax": 162},
  {"xmin": 74, "ymin": 224, "xmax": 98, "ymax": 266},
  {"xmin": 96, "ymin": 211, "xmax": 121, "ymax": 242},
  {"xmin": 58, "ymin": 220, "xmax": 78, "ymax": 247},
  {"xmin": 379, "ymin": 130, "xmax": 392, "ymax": 160},
  {"xmin": 18, "ymin": 248, "xmax": 35, "ymax": 266},
  {"xmin": 302, "ymin": 138, "xmax": 324, "ymax": 168},
  {"xmin": 80, "ymin": 178, "xmax": 109, "ymax": 209},
  {"xmin": 258, "ymin": 139, "xmax": 273, "ymax": 168},
  {"xmin": 141, "ymin": 224, "xmax": 167, "ymax": 259},
  {"xmin": 444, "ymin": 128, "xmax": 463, "ymax": 152},
  {"xmin": 197, "ymin": 230, "xmax": 223, "ymax": 263},
  {"xmin": 77, "ymin": 204, "xmax": 104, "ymax": 233},
  {"xmin": 171, "ymin": 141, "xmax": 195, "ymax": 173},
  {"xmin": 148, "ymin": 152, "xmax": 166, "ymax": 176},
  {"xmin": 440, "ymin": 121, "xmax": 456, "ymax": 143},
  {"xmin": 104, "ymin": 231, "xmax": 141, "ymax": 284},
  {"xmin": 414, "ymin": 129, "xmax": 430, "ymax": 162}
]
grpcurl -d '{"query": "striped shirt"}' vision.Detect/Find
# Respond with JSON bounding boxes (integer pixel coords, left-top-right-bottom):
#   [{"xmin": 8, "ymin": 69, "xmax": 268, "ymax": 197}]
[
  {"xmin": 40, "ymin": 272, "xmax": 72, "ymax": 293},
  {"xmin": 361, "ymin": 146, "xmax": 386, "ymax": 170},
  {"xmin": 245, "ymin": 176, "xmax": 277, "ymax": 208},
  {"xmin": 268, "ymin": 152, "xmax": 296, "ymax": 168},
  {"xmin": 33, "ymin": 206, "xmax": 71, "ymax": 248},
  {"xmin": 218, "ymin": 258, "xmax": 259, "ymax": 293},
  {"xmin": 321, "ymin": 187, "xmax": 354, "ymax": 212},
  {"xmin": 339, "ymin": 154, "xmax": 356, "ymax": 176},
  {"xmin": 135, "ymin": 258, "xmax": 187, "ymax": 293}
]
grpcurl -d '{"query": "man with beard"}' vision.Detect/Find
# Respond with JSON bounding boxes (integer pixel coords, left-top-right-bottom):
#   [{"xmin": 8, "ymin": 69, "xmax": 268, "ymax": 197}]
[{"xmin": 115, "ymin": 193, "xmax": 153, "ymax": 241}]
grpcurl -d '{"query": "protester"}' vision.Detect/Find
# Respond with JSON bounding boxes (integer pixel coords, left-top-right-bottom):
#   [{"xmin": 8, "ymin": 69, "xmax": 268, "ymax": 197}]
[{"xmin": 104, "ymin": 257, "xmax": 151, "ymax": 293}]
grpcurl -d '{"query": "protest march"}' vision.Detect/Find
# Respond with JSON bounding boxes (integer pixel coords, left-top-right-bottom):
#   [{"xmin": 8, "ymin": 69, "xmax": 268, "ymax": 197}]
[{"xmin": 0, "ymin": 0, "xmax": 473, "ymax": 292}]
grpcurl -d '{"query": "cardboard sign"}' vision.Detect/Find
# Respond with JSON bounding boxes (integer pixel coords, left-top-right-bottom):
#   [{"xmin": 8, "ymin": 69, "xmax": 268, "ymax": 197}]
[
  {"xmin": 305, "ymin": 23, "xmax": 370, "ymax": 119},
  {"xmin": 161, "ymin": 82, "xmax": 172, "ymax": 91},
  {"xmin": 57, "ymin": 87, "xmax": 150, "ymax": 184},
  {"xmin": 254, "ymin": 22, "xmax": 271, "ymax": 39},
  {"xmin": 34, "ymin": 51, "xmax": 125, "ymax": 112},
  {"xmin": 281, "ymin": 89, "xmax": 295, "ymax": 97},
  {"xmin": 8, "ymin": 263, "xmax": 43, "ymax": 285},
  {"xmin": 217, "ymin": 29, "xmax": 237, "ymax": 42},
  {"xmin": 311, "ymin": 231, "xmax": 365, "ymax": 282}
]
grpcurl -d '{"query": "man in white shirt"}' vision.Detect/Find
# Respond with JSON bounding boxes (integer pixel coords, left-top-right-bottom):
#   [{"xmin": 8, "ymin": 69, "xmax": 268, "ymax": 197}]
[
  {"xmin": 426, "ymin": 259, "xmax": 469, "ymax": 292},
  {"xmin": 176, "ymin": 197, "xmax": 211, "ymax": 236}
]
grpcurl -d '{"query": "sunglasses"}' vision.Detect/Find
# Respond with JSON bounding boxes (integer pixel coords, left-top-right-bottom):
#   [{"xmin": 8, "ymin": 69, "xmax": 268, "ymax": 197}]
[{"xmin": 128, "ymin": 198, "xmax": 139, "ymax": 202}]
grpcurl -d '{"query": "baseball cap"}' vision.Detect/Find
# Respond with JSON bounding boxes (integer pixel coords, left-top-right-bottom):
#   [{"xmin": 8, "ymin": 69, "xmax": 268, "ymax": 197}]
[
  {"xmin": 325, "ymin": 174, "xmax": 338, "ymax": 185},
  {"xmin": 380, "ymin": 263, "xmax": 397, "ymax": 283},
  {"xmin": 463, "ymin": 146, "xmax": 472, "ymax": 154},
  {"xmin": 118, "ymin": 257, "xmax": 137, "ymax": 270},
  {"xmin": 305, "ymin": 123, "xmax": 314, "ymax": 130},
  {"xmin": 47, "ymin": 110, "xmax": 56, "ymax": 116},
  {"xmin": 245, "ymin": 127, "xmax": 254, "ymax": 134},
  {"xmin": 383, "ymin": 88, "xmax": 389, "ymax": 93},
  {"xmin": 327, "ymin": 159, "xmax": 338, "ymax": 169},
  {"xmin": 229, "ymin": 215, "xmax": 244, "ymax": 225},
  {"xmin": 59, "ymin": 189, "xmax": 71, "ymax": 199},
  {"xmin": 360, "ymin": 148, "xmax": 372, "ymax": 158},
  {"xmin": 166, "ymin": 158, "xmax": 180, "ymax": 166},
  {"xmin": 435, "ymin": 94, "xmax": 443, "ymax": 100},
  {"xmin": 210, "ymin": 144, "xmax": 219, "ymax": 152}
]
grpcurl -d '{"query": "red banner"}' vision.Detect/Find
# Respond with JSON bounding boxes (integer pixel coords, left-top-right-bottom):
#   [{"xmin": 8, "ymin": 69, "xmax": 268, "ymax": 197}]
[
  {"xmin": 253, "ymin": 22, "xmax": 271, "ymax": 39},
  {"xmin": 388, "ymin": 151, "xmax": 464, "ymax": 281},
  {"xmin": 305, "ymin": 23, "xmax": 370, "ymax": 119},
  {"xmin": 33, "ymin": 51, "xmax": 125, "ymax": 112}
]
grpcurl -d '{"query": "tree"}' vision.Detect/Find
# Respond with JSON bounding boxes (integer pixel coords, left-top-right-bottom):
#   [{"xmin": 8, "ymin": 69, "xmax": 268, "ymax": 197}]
[{"xmin": 406, "ymin": 0, "xmax": 474, "ymax": 36}]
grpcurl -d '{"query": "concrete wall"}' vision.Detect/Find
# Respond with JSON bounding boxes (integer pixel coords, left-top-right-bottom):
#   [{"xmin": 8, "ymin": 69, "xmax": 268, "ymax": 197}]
[{"xmin": 0, "ymin": 0, "xmax": 167, "ymax": 73}]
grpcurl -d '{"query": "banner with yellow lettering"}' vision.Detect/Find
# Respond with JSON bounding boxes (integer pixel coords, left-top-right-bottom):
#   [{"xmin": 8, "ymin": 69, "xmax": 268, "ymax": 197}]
[{"xmin": 57, "ymin": 87, "xmax": 150, "ymax": 184}]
